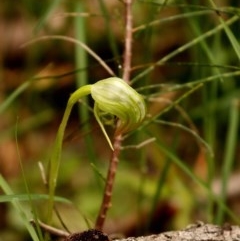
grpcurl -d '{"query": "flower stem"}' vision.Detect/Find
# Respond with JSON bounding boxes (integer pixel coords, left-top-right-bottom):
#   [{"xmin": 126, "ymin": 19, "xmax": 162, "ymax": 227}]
[
  {"xmin": 95, "ymin": 134, "xmax": 122, "ymax": 230},
  {"xmin": 123, "ymin": 0, "xmax": 133, "ymax": 83},
  {"xmin": 47, "ymin": 85, "xmax": 92, "ymax": 224}
]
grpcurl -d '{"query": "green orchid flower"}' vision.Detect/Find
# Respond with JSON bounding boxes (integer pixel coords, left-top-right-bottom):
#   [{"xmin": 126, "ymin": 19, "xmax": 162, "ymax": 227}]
[
  {"xmin": 47, "ymin": 77, "xmax": 146, "ymax": 223},
  {"xmin": 92, "ymin": 77, "xmax": 146, "ymax": 147}
]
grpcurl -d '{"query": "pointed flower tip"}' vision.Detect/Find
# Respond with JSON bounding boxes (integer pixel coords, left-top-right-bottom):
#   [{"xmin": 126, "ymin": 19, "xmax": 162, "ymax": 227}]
[{"xmin": 91, "ymin": 77, "xmax": 146, "ymax": 135}]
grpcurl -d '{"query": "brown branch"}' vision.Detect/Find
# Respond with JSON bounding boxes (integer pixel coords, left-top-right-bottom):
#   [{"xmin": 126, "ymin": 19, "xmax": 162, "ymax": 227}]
[
  {"xmin": 62, "ymin": 222, "xmax": 240, "ymax": 241},
  {"xmin": 95, "ymin": 134, "xmax": 122, "ymax": 230},
  {"xmin": 112, "ymin": 223, "xmax": 240, "ymax": 241},
  {"xmin": 95, "ymin": 0, "xmax": 134, "ymax": 231},
  {"xmin": 31, "ymin": 219, "xmax": 240, "ymax": 241},
  {"xmin": 123, "ymin": 0, "xmax": 133, "ymax": 83}
]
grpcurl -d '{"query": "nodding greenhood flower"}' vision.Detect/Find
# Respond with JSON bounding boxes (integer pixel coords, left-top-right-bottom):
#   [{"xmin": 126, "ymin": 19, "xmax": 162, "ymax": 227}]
[
  {"xmin": 48, "ymin": 77, "xmax": 146, "ymax": 221},
  {"xmin": 91, "ymin": 77, "xmax": 146, "ymax": 137},
  {"xmin": 62, "ymin": 77, "xmax": 146, "ymax": 151}
]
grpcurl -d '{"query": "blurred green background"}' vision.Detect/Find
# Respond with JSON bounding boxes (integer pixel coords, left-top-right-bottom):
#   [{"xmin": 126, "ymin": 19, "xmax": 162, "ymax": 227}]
[{"xmin": 1, "ymin": 1, "xmax": 240, "ymax": 240}]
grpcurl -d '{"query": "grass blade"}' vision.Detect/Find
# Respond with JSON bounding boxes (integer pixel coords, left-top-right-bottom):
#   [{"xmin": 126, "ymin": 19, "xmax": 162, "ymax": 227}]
[{"xmin": 0, "ymin": 175, "xmax": 40, "ymax": 241}]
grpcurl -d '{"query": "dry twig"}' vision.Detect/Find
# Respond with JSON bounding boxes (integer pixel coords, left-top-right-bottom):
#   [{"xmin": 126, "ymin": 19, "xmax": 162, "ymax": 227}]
[{"xmin": 95, "ymin": 0, "xmax": 134, "ymax": 231}]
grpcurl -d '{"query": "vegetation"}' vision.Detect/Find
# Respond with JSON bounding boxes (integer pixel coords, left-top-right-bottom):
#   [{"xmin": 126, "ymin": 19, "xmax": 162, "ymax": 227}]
[{"xmin": 0, "ymin": 0, "xmax": 240, "ymax": 240}]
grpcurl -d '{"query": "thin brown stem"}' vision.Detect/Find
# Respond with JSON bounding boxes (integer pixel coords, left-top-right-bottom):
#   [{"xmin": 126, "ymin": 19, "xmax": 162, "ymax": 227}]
[
  {"xmin": 123, "ymin": 0, "xmax": 133, "ymax": 83},
  {"xmin": 95, "ymin": 0, "xmax": 133, "ymax": 231},
  {"xmin": 95, "ymin": 134, "xmax": 122, "ymax": 230},
  {"xmin": 30, "ymin": 219, "xmax": 70, "ymax": 237}
]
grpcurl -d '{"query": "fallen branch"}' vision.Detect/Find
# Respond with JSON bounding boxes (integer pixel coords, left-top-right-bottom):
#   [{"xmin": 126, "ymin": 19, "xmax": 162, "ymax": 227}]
[
  {"xmin": 31, "ymin": 220, "xmax": 240, "ymax": 241},
  {"xmin": 64, "ymin": 222, "xmax": 240, "ymax": 241},
  {"xmin": 113, "ymin": 222, "xmax": 240, "ymax": 241}
]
